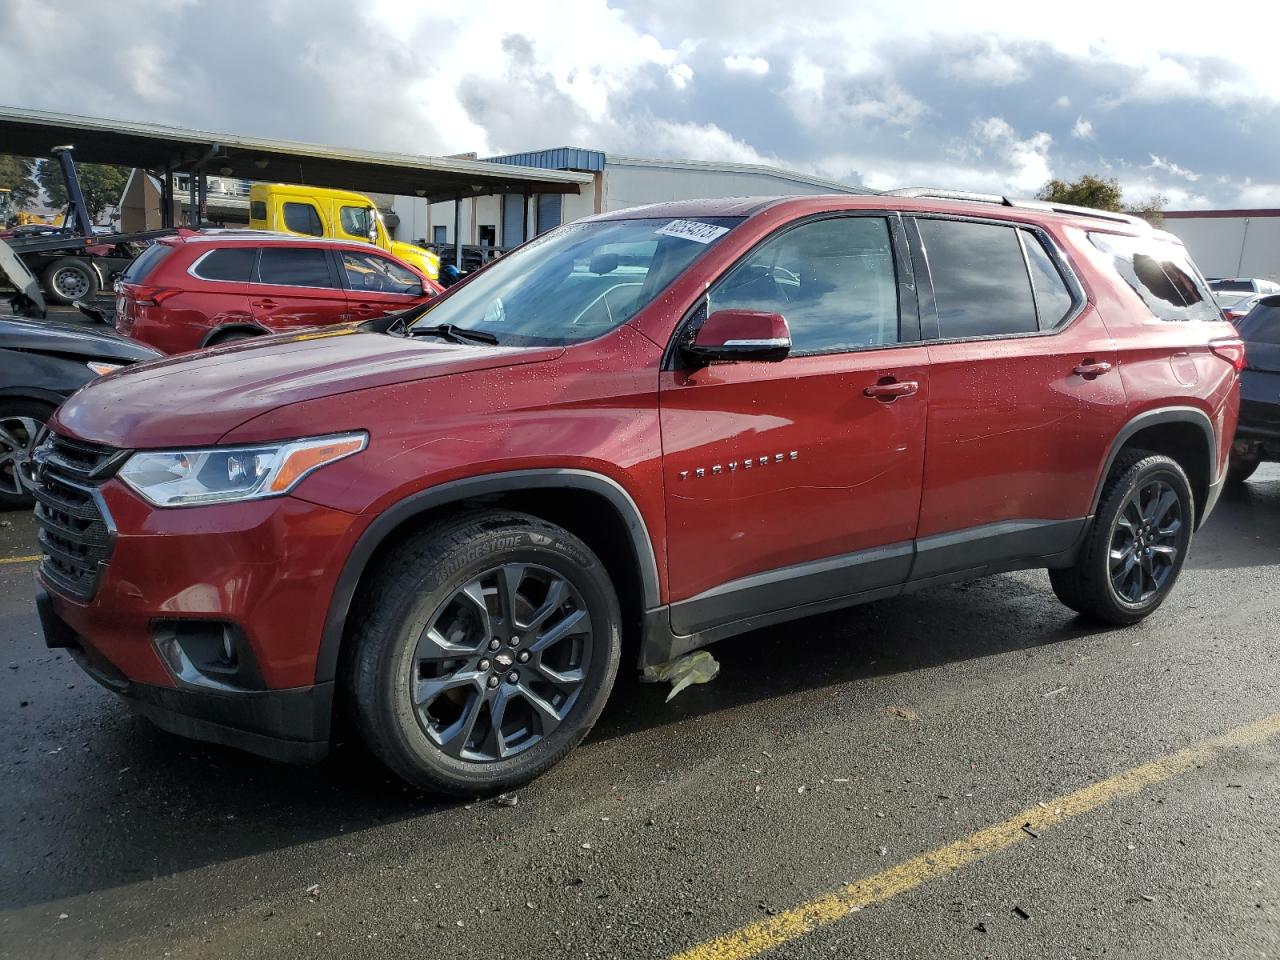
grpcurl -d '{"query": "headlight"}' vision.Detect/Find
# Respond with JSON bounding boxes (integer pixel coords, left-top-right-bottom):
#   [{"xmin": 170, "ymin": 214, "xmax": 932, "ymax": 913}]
[{"xmin": 118, "ymin": 432, "xmax": 367, "ymax": 507}]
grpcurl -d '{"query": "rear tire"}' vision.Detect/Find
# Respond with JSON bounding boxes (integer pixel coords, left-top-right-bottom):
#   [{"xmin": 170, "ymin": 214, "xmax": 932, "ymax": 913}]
[
  {"xmin": 0, "ymin": 398, "xmax": 54, "ymax": 510},
  {"xmin": 347, "ymin": 511, "xmax": 621, "ymax": 795},
  {"xmin": 1049, "ymin": 451, "xmax": 1193, "ymax": 625},
  {"xmin": 1226, "ymin": 452, "xmax": 1261, "ymax": 485},
  {"xmin": 41, "ymin": 258, "xmax": 99, "ymax": 305}
]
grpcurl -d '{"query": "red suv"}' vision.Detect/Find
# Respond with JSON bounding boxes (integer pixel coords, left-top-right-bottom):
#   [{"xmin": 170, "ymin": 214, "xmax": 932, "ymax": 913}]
[
  {"xmin": 34, "ymin": 193, "xmax": 1241, "ymax": 794},
  {"xmin": 114, "ymin": 230, "xmax": 440, "ymax": 353}
]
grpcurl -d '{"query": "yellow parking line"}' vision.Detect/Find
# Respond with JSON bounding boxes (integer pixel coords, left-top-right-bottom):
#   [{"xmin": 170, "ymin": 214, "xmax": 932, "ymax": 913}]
[
  {"xmin": 0, "ymin": 554, "xmax": 40, "ymax": 566},
  {"xmin": 672, "ymin": 712, "xmax": 1280, "ymax": 960}
]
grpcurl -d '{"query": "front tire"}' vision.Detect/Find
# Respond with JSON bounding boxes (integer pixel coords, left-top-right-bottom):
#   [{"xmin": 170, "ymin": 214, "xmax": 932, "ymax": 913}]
[
  {"xmin": 347, "ymin": 511, "xmax": 621, "ymax": 795},
  {"xmin": 1050, "ymin": 451, "xmax": 1194, "ymax": 625},
  {"xmin": 1226, "ymin": 452, "xmax": 1261, "ymax": 485}
]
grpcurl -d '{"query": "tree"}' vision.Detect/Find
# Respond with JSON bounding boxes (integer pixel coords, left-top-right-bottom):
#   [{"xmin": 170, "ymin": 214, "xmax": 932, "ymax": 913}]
[
  {"xmin": 1037, "ymin": 174, "xmax": 1168, "ymax": 226},
  {"xmin": 36, "ymin": 159, "xmax": 130, "ymax": 222},
  {"xmin": 1037, "ymin": 174, "xmax": 1123, "ymax": 212},
  {"xmin": 0, "ymin": 155, "xmax": 38, "ymax": 208}
]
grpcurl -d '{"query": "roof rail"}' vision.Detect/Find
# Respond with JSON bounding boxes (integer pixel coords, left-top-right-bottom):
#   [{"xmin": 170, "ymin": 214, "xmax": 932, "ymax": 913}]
[{"xmin": 882, "ymin": 187, "xmax": 1152, "ymax": 230}]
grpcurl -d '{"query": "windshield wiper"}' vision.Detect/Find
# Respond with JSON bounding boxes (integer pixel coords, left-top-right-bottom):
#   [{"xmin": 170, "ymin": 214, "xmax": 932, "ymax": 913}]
[{"xmin": 408, "ymin": 323, "xmax": 500, "ymax": 345}]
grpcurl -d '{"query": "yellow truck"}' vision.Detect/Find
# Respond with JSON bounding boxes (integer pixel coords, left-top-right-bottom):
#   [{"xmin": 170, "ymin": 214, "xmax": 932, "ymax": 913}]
[{"xmin": 248, "ymin": 183, "xmax": 439, "ymax": 281}]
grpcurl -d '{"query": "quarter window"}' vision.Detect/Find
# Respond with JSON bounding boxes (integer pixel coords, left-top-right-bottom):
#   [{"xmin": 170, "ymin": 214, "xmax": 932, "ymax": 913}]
[
  {"xmin": 1088, "ymin": 233, "xmax": 1218, "ymax": 322},
  {"xmin": 282, "ymin": 202, "xmax": 324, "ymax": 237},
  {"xmin": 917, "ymin": 219, "xmax": 1037, "ymax": 338},
  {"xmin": 341, "ymin": 250, "xmax": 422, "ymax": 295},
  {"xmin": 257, "ymin": 247, "xmax": 335, "ymax": 288},
  {"xmin": 708, "ymin": 216, "xmax": 899, "ymax": 354},
  {"xmin": 249, "ymin": 200, "xmax": 267, "ymax": 221},
  {"xmin": 1020, "ymin": 230, "xmax": 1076, "ymax": 329},
  {"xmin": 192, "ymin": 246, "xmax": 255, "ymax": 282}
]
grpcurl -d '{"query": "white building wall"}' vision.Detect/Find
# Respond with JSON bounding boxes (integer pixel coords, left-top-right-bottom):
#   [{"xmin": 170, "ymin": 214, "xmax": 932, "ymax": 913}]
[{"xmin": 1163, "ymin": 214, "xmax": 1280, "ymax": 282}]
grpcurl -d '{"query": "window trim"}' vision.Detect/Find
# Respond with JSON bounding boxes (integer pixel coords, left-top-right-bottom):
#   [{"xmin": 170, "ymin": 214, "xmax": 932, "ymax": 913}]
[
  {"xmin": 187, "ymin": 246, "xmax": 260, "ymax": 284},
  {"xmin": 906, "ymin": 213, "xmax": 1086, "ymax": 346},
  {"xmin": 663, "ymin": 210, "xmax": 920, "ymax": 370},
  {"xmin": 252, "ymin": 244, "xmax": 344, "ymax": 290}
]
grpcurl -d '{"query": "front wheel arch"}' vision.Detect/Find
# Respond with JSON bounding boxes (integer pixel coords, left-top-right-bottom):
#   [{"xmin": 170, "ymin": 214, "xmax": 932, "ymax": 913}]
[{"xmin": 317, "ymin": 470, "xmax": 661, "ymax": 686}]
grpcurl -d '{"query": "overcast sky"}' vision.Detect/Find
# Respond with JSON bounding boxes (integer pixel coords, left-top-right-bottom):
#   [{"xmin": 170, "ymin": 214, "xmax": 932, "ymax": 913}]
[{"xmin": 2, "ymin": 0, "xmax": 1277, "ymax": 209}]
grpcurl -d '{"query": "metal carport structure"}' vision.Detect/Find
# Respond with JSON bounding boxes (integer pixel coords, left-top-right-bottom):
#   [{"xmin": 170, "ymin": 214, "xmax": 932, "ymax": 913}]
[{"xmin": 0, "ymin": 106, "xmax": 593, "ymax": 264}]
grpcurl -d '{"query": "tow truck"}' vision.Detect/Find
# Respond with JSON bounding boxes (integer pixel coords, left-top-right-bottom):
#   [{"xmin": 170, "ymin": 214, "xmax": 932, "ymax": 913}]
[{"xmin": 0, "ymin": 146, "xmax": 174, "ymax": 309}]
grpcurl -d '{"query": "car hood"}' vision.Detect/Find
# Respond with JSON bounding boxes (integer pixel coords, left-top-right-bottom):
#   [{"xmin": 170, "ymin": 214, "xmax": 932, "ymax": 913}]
[
  {"xmin": 52, "ymin": 326, "xmax": 562, "ymax": 448},
  {"xmin": 0, "ymin": 314, "xmax": 162, "ymax": 362}
]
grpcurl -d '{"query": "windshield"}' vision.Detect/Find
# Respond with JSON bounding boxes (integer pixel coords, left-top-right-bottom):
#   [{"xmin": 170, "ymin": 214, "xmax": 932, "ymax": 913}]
[{"xmin": 409, "ymin": 216, "xmax": 743, "ymax": 345}]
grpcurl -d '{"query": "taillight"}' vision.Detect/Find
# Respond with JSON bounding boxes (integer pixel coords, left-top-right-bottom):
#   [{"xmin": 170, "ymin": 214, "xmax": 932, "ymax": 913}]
[
  {"xmin": 1210, "ymin": 338, "xmax": 1247, "ymax": 372},
  {"xmin": 135, "ymin": 286, "xmax": 179, "ymax": 307}
]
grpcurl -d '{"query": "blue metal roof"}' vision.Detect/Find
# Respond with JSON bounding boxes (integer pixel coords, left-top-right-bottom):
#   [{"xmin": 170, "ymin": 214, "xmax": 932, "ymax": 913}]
[{"xmin": 483, "ymin": 147, "xmax": 606, "ymax": 173}]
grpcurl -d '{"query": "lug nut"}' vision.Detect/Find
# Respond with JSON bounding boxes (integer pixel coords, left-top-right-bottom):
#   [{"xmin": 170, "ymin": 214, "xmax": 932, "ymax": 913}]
[
  {"xmin": 487, "ymin": 675, "xmax": 500, "ymax": 688},
  {"xmin": 478, "ymin": 658, "xmax": 491, "ymax": 671},
  {"xmin": 506, "ymin": 671, "xmax": 519, "ymax": 684},
  {"xmin": 510, "ymin": 636, "xmax": 520, "ymax": 647},
  {"xmin": 517, "ymin": 651, "xmax": 530, "ymax": 663},
  {"xmin": 488, "ymin": 638, "xmax": 501, "ymax": 651}
]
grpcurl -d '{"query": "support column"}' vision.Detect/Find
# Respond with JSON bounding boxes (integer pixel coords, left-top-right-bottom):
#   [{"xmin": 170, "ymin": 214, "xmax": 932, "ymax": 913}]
[{"xmin": 453, "ymin": 191, "xmax": 462, "ymax": 271}]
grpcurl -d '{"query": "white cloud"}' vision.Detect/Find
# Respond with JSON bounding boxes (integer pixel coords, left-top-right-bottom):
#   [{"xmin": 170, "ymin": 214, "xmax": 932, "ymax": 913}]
[
  {"xmin": 946, "ymin": 38, "xmax": 1026, "ymax": 86},
  {"xmin": 723, "ymin": 54, "xmax": 769, "ymax": 75},
  {"xmin": 1072, "ymin": 116, "xmax": 1094, "ymax": 140},
  {"xmin": 1055, "ymin": 95, "xmax": 1072, "ymax": 109},
  {"xmin": 669, "ymin": 62, "xmax": 694, "ymax": 89},
  {"xmin": 1147, "ymin": 154, "xmax": 1200, "ymax": 182}
]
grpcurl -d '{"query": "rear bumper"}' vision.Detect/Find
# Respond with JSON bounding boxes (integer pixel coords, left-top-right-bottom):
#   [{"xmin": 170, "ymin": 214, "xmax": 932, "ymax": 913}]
[{"xmin": 37, "ymin": 586, "xmax": 332, "ymax": 763}]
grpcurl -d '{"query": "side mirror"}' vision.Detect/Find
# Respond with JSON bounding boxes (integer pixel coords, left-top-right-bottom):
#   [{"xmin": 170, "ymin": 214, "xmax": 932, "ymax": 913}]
[
  {"xmin": 407, "ymin": 282, "xmax": 424, "ymax": 298},
  {"xmin": 685, "ymin": 309, "xmax": 791, "ymax": 364},
  {"xmin": 367, "ymin": 207, "xmax": 378, "ymax": 243}
]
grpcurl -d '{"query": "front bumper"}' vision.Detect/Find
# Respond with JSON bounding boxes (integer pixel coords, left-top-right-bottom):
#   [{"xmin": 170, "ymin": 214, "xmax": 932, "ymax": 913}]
[{"xmin": 38, "ymin": 587, "xmax": 332, "ymax": 763}]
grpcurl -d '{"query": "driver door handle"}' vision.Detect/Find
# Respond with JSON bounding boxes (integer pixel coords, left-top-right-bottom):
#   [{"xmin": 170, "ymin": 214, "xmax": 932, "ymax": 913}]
[
  {"xmin": 1073, "ymin": 360, "xmax": 1113, "ymax": 379},
  {"xmin": 864, "ymin": 379, "xmax": 919, "ymax": 401}
]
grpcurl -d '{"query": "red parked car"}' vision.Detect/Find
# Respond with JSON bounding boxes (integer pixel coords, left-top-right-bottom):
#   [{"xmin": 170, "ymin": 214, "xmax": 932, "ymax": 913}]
[
  {"xmin": 114, "ymin": 230, "xmax": 440, "ymax": 353},
  {"xmin": 35, "ymin": 193, "xmax": 1240, "ymax": 794}
]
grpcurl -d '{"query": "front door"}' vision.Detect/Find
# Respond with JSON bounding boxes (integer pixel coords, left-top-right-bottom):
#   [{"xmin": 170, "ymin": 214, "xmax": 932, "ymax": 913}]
[
  {"xmin": 907, "ymin": 216, "xmax": 1127, "ymax": 577},
  {"xmin": 250, "ymin": 246, "xmax": 349, "ymax": 331},
  {"xmin": 660, "ymin": 214, "xmax": 930, "ymax": 635}
]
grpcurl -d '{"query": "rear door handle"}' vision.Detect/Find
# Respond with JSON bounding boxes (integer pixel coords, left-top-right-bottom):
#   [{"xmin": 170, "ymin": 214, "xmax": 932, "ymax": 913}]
[
  {"xmin": 1073, "ymin": 360, "xmax": 1113, "ymax": 379},
  {"xmin": 864, "ymin": 379, "xmax": 919, "ymax": 401}
]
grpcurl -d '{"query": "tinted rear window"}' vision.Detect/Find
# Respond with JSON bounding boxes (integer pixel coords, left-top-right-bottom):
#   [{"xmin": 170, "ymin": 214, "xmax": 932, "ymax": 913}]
[
  {"xmin": 257, "ymin": 247, "xmax": 335, "ymax": 288},
  {"xmin": 121, "ymin": 243, "xmax": 174, "ymax": 283},
  {"xmin": 1236, "ymin": 299, "xmax": 1280, "ymax": 345},
  {"xmin": 192, "ymin": 246, "xmax": 256, "ymax": 282},
  {"xmin": 1088, "ymin": 233, "xmax": 1218, "ymax": 322},
  {"xmin": 250, "ymin": 200, "xmax": 266, "ymax": 220},
  {"xmin": 917, "ymin": 219, "xmax": 1038, "ymax": 338}
]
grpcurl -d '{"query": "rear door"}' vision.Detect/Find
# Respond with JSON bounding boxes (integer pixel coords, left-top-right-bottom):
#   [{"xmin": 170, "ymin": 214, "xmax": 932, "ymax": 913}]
[
  {"xmin": 250, "ymin": 245, "xmax": 349, "ymax": 331},
  {"xmin": 908, "ymin": 216, "xmax": 1126, "ymax": 577},
  {"xmin": 337, "ymin": 248, "xmax": 429, "ymax": 321},
  {"xmin": 660, "ymin": 213, "xmax": 930, "ymax": 634}
]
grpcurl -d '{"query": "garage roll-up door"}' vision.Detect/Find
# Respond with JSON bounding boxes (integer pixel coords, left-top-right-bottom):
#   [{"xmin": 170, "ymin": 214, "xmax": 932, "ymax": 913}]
[{"xmin": 536, "ymin": 194, "xmax": 562, "ymax": 235}]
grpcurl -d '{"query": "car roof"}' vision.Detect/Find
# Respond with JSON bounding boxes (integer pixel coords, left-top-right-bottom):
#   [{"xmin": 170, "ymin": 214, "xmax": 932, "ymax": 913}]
[
  {"xmin": 592, "ymin": 192, "xmax": 1163, "ymax": 237},
  {"xmin": 162, "ymin": 229, "xmax": 383, "ymax": 250}
]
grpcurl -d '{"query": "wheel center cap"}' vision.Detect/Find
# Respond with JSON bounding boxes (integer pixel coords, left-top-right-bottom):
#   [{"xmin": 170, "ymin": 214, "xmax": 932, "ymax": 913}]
[{"xmin": 494, "ymin": 652, "xmax": 515, "ymax": 668}]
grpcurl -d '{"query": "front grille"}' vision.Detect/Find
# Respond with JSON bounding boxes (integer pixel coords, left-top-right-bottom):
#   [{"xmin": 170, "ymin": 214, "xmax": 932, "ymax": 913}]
[{"xmin": 33, "ymin": 434, "xmax": 124, "ymax": 602}]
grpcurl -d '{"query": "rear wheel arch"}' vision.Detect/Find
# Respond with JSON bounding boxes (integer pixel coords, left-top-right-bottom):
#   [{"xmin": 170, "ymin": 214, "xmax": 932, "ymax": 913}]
[
  {"xmin": 1095, "ymin": 408, "xmax": 1215, "ymax": 527},
  {"xmin": 317, "ymin": 470, "xmax": 661, "ymax": 686},
  {"xmin": 201, "ymin": 324, "xmax": 268, "ymax": 347}
]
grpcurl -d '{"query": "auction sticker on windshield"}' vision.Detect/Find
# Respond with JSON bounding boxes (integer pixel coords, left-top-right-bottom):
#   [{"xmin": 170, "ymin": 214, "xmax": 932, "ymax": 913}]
[{"xmin": 657, "ymin": 219, "xmax": 732, "ymax": 244}]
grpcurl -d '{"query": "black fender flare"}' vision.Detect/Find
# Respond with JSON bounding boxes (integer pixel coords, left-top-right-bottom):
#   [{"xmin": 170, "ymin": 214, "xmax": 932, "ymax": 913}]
[
  {"xmin": 0, "ymin": 386, "xmax": 65, "ymax": 407},
  {"xmin": 1092, "ymin": 406, "xmax": 1217, "ymax": 519},
  {"xmin": 314, "ymin": 469, "xmax": 661, "ymax": 684},
  {"xmin": 200, "ymin": 323, "xmax": 269, "ymax": 347}
]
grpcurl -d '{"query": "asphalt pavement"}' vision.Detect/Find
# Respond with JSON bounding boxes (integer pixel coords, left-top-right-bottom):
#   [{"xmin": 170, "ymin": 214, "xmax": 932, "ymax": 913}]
[{"xmin": 3, "ymin": 468, "xmax": 1280, "ymax": 959}]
